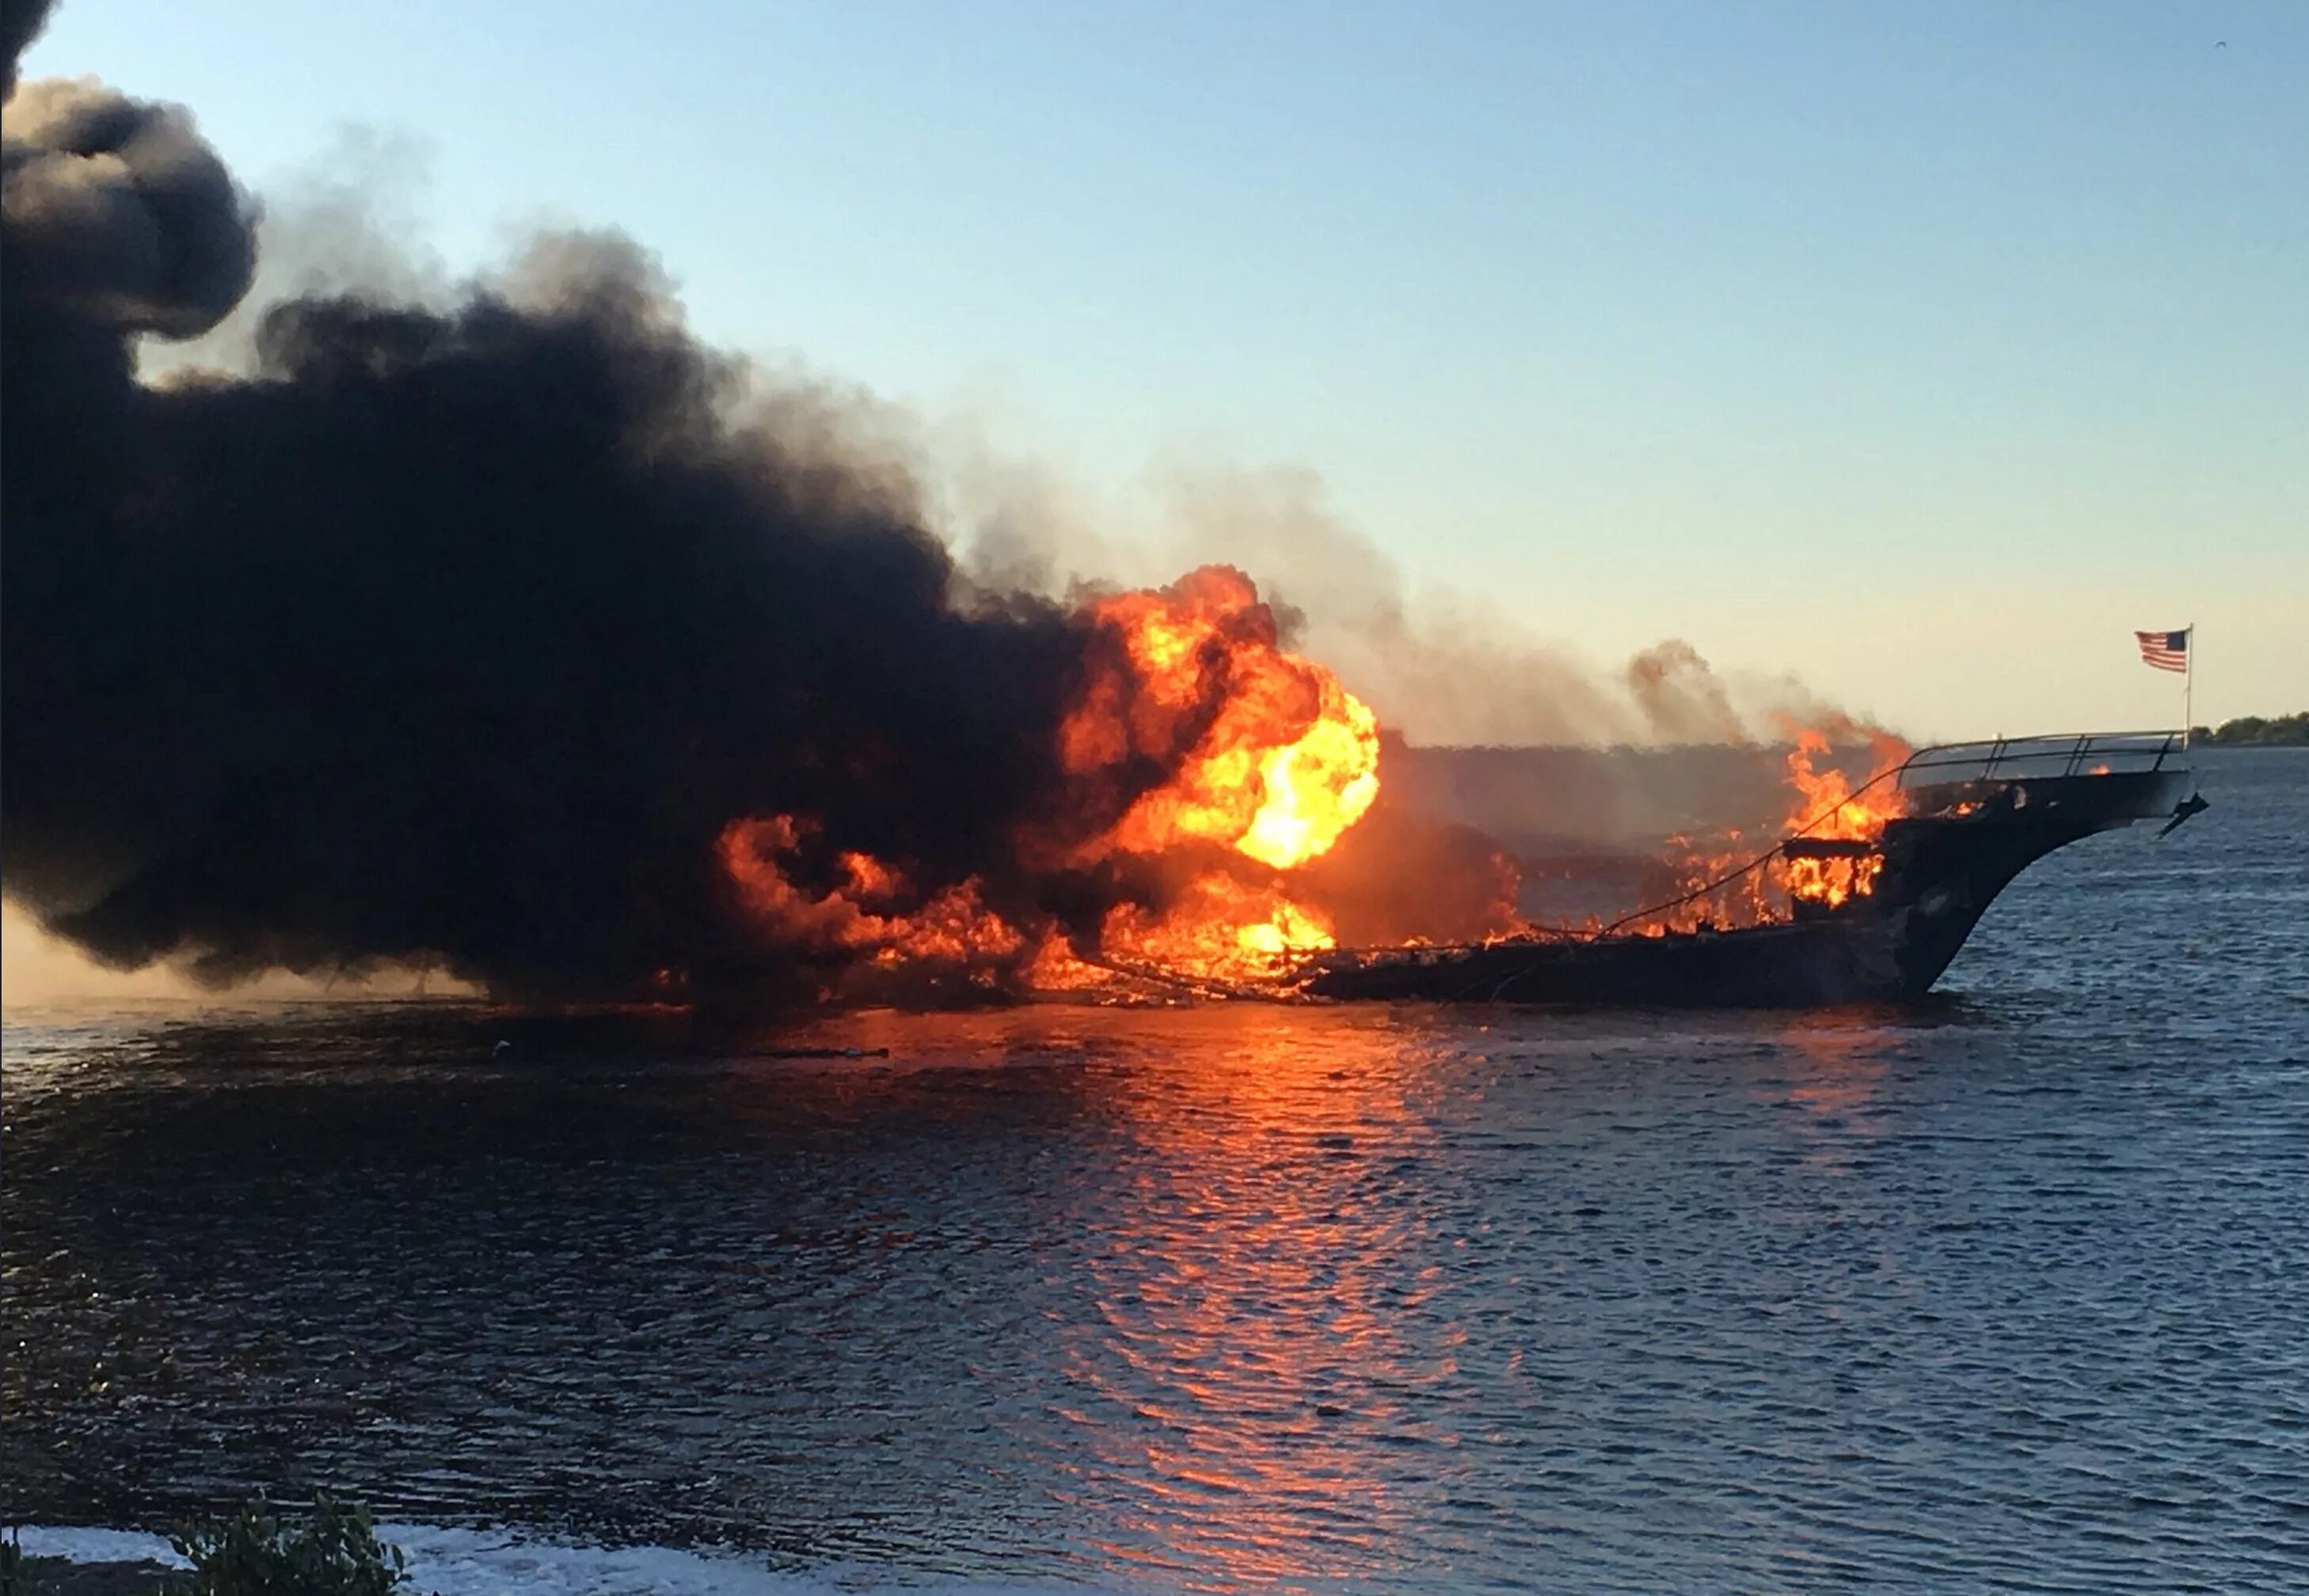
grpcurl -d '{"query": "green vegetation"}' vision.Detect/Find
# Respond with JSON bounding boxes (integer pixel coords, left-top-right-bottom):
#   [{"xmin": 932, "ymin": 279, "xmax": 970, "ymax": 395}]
[
  {"xmin": 170, "ymin": 1497, "xmax": 413, "ymax": 1596},
  {"xmin": 2191, "ymin": 712, "xmax": 2309, "ymax": 747}
]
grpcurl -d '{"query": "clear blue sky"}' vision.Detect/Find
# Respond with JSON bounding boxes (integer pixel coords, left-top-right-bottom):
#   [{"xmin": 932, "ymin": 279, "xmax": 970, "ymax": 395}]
[{"xmin": 22, "ymin": 1, "xmax": 2306, "ymax": 736}]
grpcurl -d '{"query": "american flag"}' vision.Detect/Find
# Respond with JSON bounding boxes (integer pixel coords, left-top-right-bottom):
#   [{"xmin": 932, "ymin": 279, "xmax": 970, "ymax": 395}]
[{"xmin": 2136, "ymin": 628, "xmax": 2189, "ymax": 674}]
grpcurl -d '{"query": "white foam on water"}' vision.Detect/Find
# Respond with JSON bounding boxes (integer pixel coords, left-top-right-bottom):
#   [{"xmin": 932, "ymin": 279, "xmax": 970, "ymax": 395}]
[
  {"xmin": 10, "ymin": 1524, "xmax": 1137, "ymax": 1595},
  {"xmin": 12, "ymin": 1526, "xmax": 188, "ymax": 1568}
]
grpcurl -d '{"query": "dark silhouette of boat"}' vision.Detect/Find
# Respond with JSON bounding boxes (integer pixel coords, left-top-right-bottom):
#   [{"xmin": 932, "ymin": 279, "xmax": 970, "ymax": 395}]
[{"xmin": 1299, "ymin": 733, "xmax": 2201, "ymax": 1007}]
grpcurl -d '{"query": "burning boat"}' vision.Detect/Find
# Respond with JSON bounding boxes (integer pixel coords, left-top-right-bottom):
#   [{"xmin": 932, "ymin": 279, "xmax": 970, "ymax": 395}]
[
  {"xmin": 0, "ymin": 16, "xmax": 2210, "ymax": 1016},
  {"xmin": 701, "ymin": 568, "xmax": 2201, "ymax": 1012},
  {"xmin": 1295, "ymin": 733, "xmax": 2200, "ymax": 1007}
]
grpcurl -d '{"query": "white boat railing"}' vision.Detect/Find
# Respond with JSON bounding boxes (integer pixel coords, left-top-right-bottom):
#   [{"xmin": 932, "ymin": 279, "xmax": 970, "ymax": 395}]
[{"xmin": 1896, "ymin": 732, "xmax": 2185, "ymax": 790}]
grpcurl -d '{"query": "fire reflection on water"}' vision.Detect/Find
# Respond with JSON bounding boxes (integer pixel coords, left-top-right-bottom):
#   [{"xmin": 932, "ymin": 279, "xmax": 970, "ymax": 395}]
[
  {"xmin": 1779, "ymin": 1015, "xmax": 1896, "ymax": 1123},
  {"xmin": 698, "ymin": 1005, "xmax": 1469, "ymax": 1586},
  {"xmin": 1765, "ymin": 1013, "xmax": 1903, "ymax": 1189},
  {"xmin": 1042, "ymin": 1013, "xmax": 1451, "ymax": 1587},
  {"xmin": 701, "ymin": 1004, "xmax": 1916, "ymax": 1584}
]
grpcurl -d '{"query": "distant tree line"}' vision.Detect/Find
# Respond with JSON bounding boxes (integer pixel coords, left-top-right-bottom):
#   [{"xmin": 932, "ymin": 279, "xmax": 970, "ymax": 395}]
[{"xmin": 2190, "ymin": 712, "xmax": 2309, "ymax": 747}]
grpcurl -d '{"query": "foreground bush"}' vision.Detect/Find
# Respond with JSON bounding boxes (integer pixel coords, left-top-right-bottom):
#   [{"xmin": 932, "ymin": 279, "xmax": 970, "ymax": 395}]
[{"xmin": 170, "ymin": 1496, "xmax": 411, "ymax": 1596}]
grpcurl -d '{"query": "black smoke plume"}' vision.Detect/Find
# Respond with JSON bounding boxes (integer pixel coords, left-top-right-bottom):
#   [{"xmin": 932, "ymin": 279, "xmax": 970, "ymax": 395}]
[
  {"xmin": 1, "ymin": 15, "xmax": 1161, "ymax": 998},
  {"xmin": 0, "ymin": 0, "xmax": 48, "ymax": 99}
]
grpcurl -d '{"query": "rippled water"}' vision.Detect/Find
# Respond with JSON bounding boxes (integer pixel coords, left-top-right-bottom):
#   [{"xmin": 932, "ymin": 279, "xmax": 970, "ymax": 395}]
[{"xmin": 6, "ymin": 750, "xmax": 2307, "ymax": 1592}]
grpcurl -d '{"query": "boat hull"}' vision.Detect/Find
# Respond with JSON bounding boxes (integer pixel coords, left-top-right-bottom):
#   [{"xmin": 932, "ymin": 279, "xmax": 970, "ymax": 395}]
[{"xmin": 1303, "ymin": 761, "xmax": 2193, "ymax": 1008}]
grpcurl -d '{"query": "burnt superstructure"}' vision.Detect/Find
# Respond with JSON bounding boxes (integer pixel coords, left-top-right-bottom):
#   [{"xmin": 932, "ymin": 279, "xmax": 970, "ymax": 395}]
[{"xmin": 1299, "ymin": 733, "xmax": 2199, "ymax": 1007}]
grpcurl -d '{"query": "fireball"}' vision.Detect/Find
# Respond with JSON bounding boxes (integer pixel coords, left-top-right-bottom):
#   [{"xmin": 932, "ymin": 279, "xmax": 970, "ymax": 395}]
[{"xmin": 1063, "ymin": 565, "xmax": 1380, "ymax": 871}]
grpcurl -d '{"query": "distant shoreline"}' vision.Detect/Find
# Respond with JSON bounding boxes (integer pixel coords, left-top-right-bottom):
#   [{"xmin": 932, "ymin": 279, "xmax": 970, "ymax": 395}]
[{"xmin": 2191, "ymin": 712, "xmax": 2308, "ymax": 748}]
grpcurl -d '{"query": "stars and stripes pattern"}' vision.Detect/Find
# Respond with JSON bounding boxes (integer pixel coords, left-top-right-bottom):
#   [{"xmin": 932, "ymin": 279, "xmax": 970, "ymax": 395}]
[{"xmin": 2136, "ymin": 629, "xmax": 2189, "ymax": 674}]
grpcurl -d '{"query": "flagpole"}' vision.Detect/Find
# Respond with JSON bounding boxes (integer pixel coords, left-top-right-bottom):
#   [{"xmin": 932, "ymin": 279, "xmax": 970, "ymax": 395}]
[{"xmin": 2184, "ymin": 622, "xmax": 2194, "ymax": 749}]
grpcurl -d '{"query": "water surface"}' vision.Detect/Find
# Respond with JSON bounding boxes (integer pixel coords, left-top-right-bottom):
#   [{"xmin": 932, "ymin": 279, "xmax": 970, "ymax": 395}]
[{"xmin": 6, "ymin": 750, "xmax": 2306, "ymax": 1592}]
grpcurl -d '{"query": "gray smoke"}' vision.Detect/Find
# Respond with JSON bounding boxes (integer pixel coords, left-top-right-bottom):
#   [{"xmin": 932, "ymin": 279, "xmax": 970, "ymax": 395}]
[
  {"xmin": 1625, "ymin": 640, "xmax": 1748, "ymax": 744},
  {"xmin": 2, "ymin": 74, "xmax": 257, "ymax": 337},
  {"xmin": 958, "ymin": 454, "xmax": 1833, "ymax": 749}
]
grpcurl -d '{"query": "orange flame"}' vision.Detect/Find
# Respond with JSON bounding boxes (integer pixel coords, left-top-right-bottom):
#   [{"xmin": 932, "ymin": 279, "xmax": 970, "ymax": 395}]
[
  {"xmin": 1778, "ymin": 725, "xmax": 1911, "ymax": 910},
  {"xmin": 718, "ymin": 815, "xmax": 1026, "ymax": 968},
  {"xmin": 1638, "ymin": 722, "xmax": 1913, "ymax": 932},
  {"xmin": 1055, "ymin": 566, "xmax": 1380, "ymax": 981},
  {"xmin": 1063, "ymin": 567, "xmax": 1380, "ymax": 871},
  {"xmin": 1098, "ymin": 876, "xmax": 1338, "ymax": 983},
  {"xmin": 717, "ymin": 566, "xmax": 1384, "ymax": 994}
]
